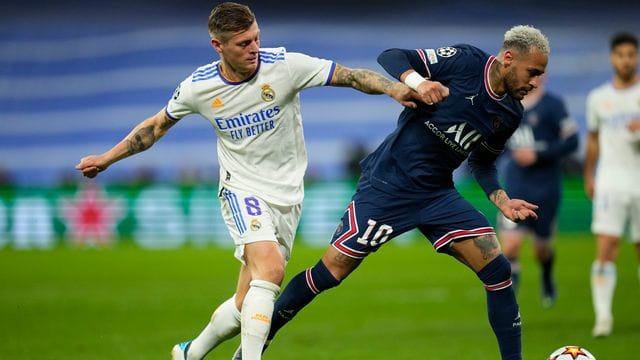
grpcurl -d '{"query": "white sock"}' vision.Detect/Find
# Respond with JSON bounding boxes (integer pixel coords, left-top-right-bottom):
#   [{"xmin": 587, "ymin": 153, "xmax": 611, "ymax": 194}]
[
  {"xmin": 241, "ymin": 280, "xmax": 280, "ymax": 360},
  {"xmin": 591, "ymin": 261, "xmax": 616, "ymax": 322},
  {"xmin": 187, "ymin": 295, "xmax": 241, "ymax": 360}
]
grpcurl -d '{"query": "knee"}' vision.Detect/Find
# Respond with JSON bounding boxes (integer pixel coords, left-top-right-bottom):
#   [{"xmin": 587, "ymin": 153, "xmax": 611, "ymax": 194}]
[
  {"xmin": 321, "ymin": 248, "xmax": 360, "ymax": 281},
  {"xmin": 261, "ymin": 264, "xmax": 285, "ymax": 285}
]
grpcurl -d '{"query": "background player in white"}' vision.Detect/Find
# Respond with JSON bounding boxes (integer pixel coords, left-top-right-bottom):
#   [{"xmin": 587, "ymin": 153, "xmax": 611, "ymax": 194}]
[
  {"xmin": 584, "ymin": 31, "xmax": 640, "ymax": 337},
  {"xmin": 75, "ymin": 2, "xmax": 418, "ymax": 359}
]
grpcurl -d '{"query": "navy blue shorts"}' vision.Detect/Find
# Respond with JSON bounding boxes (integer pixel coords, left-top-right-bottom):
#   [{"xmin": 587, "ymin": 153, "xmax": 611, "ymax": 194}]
[{"xmin": 330, "ymin": 177, "xmax": 495, "ymax": 259}]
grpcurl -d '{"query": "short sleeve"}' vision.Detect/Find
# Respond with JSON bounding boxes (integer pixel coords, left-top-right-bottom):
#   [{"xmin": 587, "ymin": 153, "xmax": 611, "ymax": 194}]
[
  {"xmin": 285, "ymin": 52, "xmax": 336, "ymax": 91},
  {"xmin": 166, "ymin": 77, "xmax": 196, "ymax": 121}
]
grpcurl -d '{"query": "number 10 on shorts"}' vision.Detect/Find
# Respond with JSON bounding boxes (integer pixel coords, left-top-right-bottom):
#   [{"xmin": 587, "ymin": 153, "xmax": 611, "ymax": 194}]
[{"xmin": 356, "ymin": 219, "xmax": 393, "ymax": 247}]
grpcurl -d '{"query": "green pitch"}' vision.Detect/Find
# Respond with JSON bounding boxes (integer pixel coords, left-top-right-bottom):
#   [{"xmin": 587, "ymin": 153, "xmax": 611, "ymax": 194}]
[{"xmin": 1, "ymin": 233, "xmax": 638, "ymax": 359}]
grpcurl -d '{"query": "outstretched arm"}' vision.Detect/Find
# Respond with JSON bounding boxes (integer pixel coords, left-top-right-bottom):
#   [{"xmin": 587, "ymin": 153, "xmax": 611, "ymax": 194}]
[
  {"xmin": 377, "ymin": 48, "xmax": 449, "ymax": 105},
  {"xmin": 468, "ymin": 141, "xmax": 538, "ymax": 222},
  {"xmin": 75, "ymin": 108, "xmax": 178, "ymax": 178},
  {"xmin": 489, "ymin": 189, "xmax": 538, "ymax": 222},
  {"xmin": 329, "ymin": 64, "xmax": 420, "ymax": 108}
]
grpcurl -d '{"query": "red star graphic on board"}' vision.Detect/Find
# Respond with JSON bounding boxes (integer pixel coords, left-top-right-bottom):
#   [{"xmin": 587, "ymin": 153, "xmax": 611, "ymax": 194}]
[
  {"xmin": 560, "ymin": 346, "xmax": 588, "ymax": 359},
  {"xmin": 60, "ymin": 184, "xmax": 123, "ymax": 247}
]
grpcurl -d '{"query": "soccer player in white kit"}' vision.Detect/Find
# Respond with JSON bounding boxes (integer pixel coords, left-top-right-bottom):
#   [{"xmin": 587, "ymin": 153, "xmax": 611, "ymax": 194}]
[
  {"xmin": 584, "ymin": 31, "xmax": 640, "ymax": 338},
  {"xmin": 75, "ymin": 2, "xmax": 418, "ymax": 359}
]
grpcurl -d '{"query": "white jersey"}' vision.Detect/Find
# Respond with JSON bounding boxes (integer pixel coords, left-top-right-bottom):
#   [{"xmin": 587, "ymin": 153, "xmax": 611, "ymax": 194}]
[
  {"xmin": 166, "ymin": 47, "xmax": 335, "ymax": 205},
  {"xmin": 586, "ymin": 80, "xmax": 640, "ymax": 194}
]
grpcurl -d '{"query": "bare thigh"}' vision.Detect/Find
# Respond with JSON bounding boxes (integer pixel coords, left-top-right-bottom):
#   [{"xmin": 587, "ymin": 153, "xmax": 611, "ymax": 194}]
[{"xmin": 448, "ymin": 234, "xmax": 502, "ymax": 272}]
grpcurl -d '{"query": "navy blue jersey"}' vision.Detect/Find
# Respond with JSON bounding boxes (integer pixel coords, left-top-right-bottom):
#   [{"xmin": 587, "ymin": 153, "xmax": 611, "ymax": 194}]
[
  {"xmin": 505, "ymin": 92, "xmax": 579, "ymax": 190},
  {"xmin": 369, "ymin": 45, "xmax": 523, "ymax": 199}
]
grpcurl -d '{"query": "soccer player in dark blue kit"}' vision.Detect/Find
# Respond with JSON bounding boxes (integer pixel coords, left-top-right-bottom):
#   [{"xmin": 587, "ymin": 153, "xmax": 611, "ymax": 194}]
[
  {"xmin": 233, "ymin": 25, "xmax": 549, "ymax": 360},
  {"xmin": 498, "ymin": 78, "xmax": 579, "ymax": 309}
]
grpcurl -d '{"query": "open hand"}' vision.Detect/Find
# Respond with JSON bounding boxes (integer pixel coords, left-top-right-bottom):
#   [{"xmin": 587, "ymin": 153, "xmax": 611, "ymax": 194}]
[{"xmin": 499, "ymin": 198, "xmax": 538, "ymax": 222}]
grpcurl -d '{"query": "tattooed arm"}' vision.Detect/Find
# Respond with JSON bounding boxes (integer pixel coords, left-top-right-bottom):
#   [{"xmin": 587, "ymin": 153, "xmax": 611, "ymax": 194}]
[
  {"xmin": 490, "ymin": 189, "xmax": 539, "ymax": 223},
  {"xmin": 75, "ymin": 108, "xmax": 178, "ymax": 178},
  {"xmin": 329, "ymin": 64, "xmax": 419, "ymax": 108}
]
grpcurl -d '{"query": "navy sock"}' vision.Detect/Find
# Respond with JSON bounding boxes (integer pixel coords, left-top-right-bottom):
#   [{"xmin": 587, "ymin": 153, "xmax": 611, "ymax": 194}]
[
  {"xmin": 541, "ymin": 251, "xmax": 555, "ymax": 296},
  {"xmin": 268, "ymin": 260, "xmax": 340, "ymax": 340},
  {"xmin": 506, "ymin": 256, "xmax": 520, "ymax": 293},
  {"xmin": 477, "ymin": 255, "xmax": 521, "ymax": 360}
]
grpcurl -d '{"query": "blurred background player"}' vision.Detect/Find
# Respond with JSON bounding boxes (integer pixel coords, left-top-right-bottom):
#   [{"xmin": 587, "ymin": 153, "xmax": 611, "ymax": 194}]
[
  {"xmin": 234, "ymin": 25, "xmax": 549, "ymax": 360},
  {"xmin": 498, "ymin": 77, "xmax": 579, "ymax": 308},
  {"xmin": 75, "ymin": 2, "xmax": 417, "ymax": 359},
  {"xmin": 584, "ymin": 31, "xmax": 640, "ymax": 338}
]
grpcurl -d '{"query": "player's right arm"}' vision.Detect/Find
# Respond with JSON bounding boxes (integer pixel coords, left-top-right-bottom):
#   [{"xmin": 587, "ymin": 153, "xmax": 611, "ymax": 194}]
[
  {"xmin": 377, "ymin": 48, "xmax": 449, "ymax": 105},
  {"xmin": 75, "ymin": 108, "xmax": 178, "ymax": 178},
  {"xmin": 583, "ymin": 131, "xmax": 599, "ymax": 199},
  {"xmin": 583, "ymin": 92, "xmax": 600, "ymax": 199}
]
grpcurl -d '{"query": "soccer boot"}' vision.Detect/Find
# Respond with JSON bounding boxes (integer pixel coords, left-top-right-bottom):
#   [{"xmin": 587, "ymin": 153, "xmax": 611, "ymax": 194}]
[
  {"xmin": 171, "ymin": 341, "xmax": 192, "ymax": 360},
  {"xmin": 592, "ymin": 317, "xmax": 613, "ymax": 337}
]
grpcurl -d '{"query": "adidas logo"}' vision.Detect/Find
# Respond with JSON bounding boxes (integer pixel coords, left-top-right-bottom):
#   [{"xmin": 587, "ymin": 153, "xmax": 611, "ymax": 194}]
[{"xmin": 211, "ymin": 98, "xmax": 224, "ymax": 108}]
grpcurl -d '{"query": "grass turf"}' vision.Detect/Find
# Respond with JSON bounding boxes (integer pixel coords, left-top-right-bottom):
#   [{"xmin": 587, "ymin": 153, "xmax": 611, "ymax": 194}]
[{"xmin": 1, "ymin": 233, "xmax": 638, "ymax": 359}]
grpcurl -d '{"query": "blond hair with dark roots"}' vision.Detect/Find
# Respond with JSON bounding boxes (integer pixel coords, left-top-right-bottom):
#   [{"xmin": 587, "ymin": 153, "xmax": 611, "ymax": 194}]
[{"xmin": 502, "ymin": 25, "xmax": 550, "ymax": 55}]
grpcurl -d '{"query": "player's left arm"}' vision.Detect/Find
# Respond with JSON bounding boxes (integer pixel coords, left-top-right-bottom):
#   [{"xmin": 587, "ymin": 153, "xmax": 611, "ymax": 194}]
[
  {"xmin": 535, "ymin": 102, "xmax": 580, "ymax": 163},
  {"xmin": 329, "ymin": 64, "xmax": 420, "ymax": 108},
  {"xmin": 468, "ymin": 141, "xmax": 538, "ymax": 222}
]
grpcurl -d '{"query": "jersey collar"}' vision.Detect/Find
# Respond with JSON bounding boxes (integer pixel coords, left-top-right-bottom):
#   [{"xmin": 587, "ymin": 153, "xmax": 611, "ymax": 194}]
[
  {"xmin": 217, "ymin": 61, "xmax": 261, "ymax": 86},
  {"xmin": 484, "ymin": 56, "xmax": 506, "ymax": 101}
]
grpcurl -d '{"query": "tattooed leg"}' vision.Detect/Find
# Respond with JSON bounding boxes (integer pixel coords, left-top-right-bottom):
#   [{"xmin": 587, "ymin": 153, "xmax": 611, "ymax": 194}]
[{"xmin": 449, "ymin": 235, "xmax": 521, "ymax": 360}]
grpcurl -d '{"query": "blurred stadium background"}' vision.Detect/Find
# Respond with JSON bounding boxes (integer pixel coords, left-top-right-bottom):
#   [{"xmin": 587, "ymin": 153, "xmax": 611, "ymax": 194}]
[{"xmin": 1, "ymin": 0, "xmax": 639, "ymax": 358}]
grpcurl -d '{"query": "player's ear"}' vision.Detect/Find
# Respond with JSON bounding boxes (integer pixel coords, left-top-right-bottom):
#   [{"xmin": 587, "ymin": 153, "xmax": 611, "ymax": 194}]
[
  {"xmin": 502, "ymin": 49, "xmax": 515, "ymax": 66},
  {"xmin": 211, "ymin": 37, "xmax": 223, "ymax": 53}
]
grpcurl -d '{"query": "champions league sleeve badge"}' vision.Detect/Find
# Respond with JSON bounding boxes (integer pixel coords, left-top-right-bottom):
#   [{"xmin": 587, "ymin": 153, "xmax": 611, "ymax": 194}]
[{"xmin": 436, "ymin": 47, "xmax": 457, "ymax": 58}]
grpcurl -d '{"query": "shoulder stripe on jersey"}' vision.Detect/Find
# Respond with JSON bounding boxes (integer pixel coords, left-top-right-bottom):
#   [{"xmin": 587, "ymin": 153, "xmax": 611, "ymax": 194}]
[
  {"xmin": 259, "ymin": 52, "xmax": 285, "ymax": 64},
  {"xmin": 193, "ymin": 66, "xmax": 217, "ymax": 77},
  {"xmin": 416, "ymin": 49, "xmax": 432, "ymax": 79},
  {"xmin": 259, "ymin": 51, "xmax": 284, "ymax": 58},
  {"xmin": 193, "ymin": 64, "xmax": 220, "ymax": 83}
]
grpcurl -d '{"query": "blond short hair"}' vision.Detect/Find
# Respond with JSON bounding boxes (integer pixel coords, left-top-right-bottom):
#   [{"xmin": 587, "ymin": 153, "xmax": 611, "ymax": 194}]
[{"xmin": 502, "ymin": 25, "xmax": 550, "ymax": 55}]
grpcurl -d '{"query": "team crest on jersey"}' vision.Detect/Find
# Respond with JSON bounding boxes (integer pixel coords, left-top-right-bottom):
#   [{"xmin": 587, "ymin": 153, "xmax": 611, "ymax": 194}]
[
  {"xmin": 493, "ymin": 116, "xmax": 503, "ymax": 129},
  {"xmin": 334, "ymin": 222, "xmax": 344, "ymax": 237},
  {"xmin": 436, "ymin": 47, "xmax": 457, "ymax": 57},
  {"xmin": 261, "ymin": 84, "xmax": 276, "ymax": 102},
  {"xmin": 172, "ymin": 84, "xmax": 181, "ymax": 100},
  {"xmin": 250, "ymin": 219, "xmax": 261, "ymax": 231}
]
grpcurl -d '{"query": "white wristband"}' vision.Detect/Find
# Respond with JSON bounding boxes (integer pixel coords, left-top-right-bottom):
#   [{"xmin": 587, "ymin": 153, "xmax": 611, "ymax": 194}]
[{"xmin": 403, "ymin": 72, "xmax": 426, "ymax": 91}]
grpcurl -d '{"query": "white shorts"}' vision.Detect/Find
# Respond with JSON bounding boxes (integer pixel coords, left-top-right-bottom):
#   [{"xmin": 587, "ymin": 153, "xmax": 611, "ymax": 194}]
[
  {"xmin": 219, "ymin": 185, "xmax": 301, "ymax": 264},
  {"xmin": 591, "ymin": 190, "xmax": 640, "ymax": 243}
]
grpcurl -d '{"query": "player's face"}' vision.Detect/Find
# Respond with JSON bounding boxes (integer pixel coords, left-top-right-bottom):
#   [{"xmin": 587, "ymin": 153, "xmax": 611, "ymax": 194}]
[
  {"xmin": 503, "ymin": 49, "xmax": 547, "ymax": 100},
  {"xmin": 212, "ymin": 21, "xmax": 261, "ymax": 76},
  {"xmin": 610, "ymin": 43, "xmax": 638, "ymax": 81}
]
